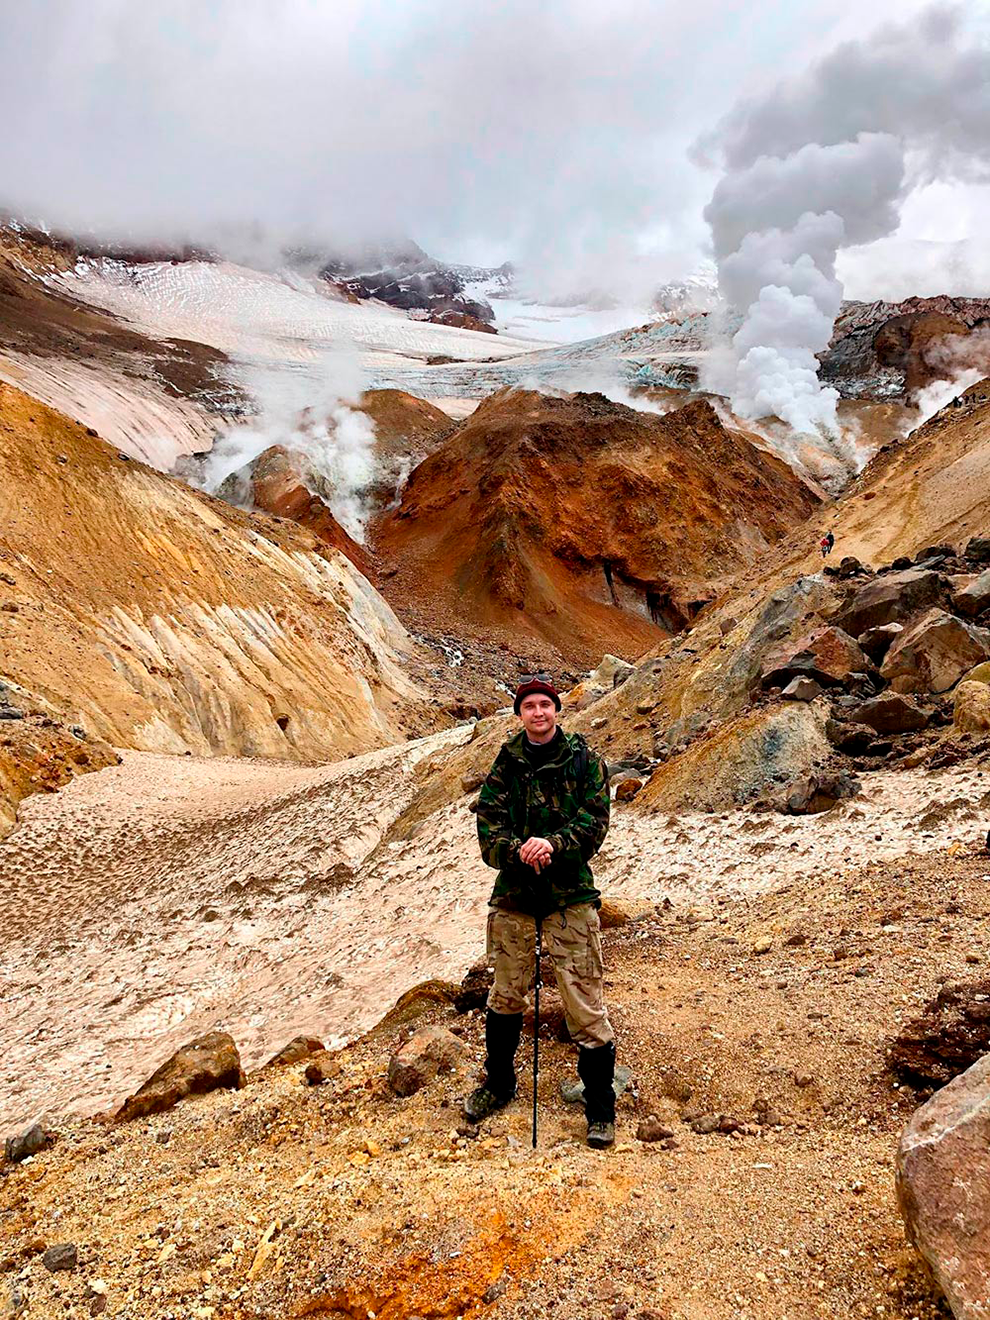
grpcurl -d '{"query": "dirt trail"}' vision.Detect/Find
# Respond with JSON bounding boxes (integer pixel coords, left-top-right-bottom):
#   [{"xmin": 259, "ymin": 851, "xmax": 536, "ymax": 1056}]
[{"xmin": 2, "ymin": 725, "xmax": 987, "ymax": 1132}]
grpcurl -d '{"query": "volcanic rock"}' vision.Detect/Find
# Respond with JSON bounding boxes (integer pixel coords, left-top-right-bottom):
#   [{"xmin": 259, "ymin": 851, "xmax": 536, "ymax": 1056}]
[
  {"xmin": 896, "ymin": 1051, "xmax": 990, "ymax": 1319},
  {"xmin": 614, "ymin": 776, "xmax": 646, "ymax": 801},
  {"xmin": 762, "ymin": 626, "xmax": 873, "ymax": 691},
  {"xmin": 115, "ymin": 1031, "xmax": 246, "ymax": 1121},
  {"xmin": 372, "ymin": 389, "xmax": 821, "ymax": 665},
  {"xmin": 636, "ymin": 1117, "xmax": 675, "ymax": 1143},
  {"xmin": 386, "ymin": 1025, "xmax": 469, "ymax": 1097},
  {"xmin": 304, "ymin": 1053, "xmax": 342, "ymax": 1086},
  {"xmin": 3, "ymin": 1122, "xmax": 52, "ymax": 1164},
  {"xmin": 965, "ymin": 536, "xmax": 990, "ymax": 564},
  {"xmin": 264, "ymin": 1036, "xmax": 325, "ymax": 1068},
  {"xmin": 42, "ymin": 1244, "xmax": 77, "ymax": 1274},
  {"xmin": 857, "ymin": 622, "xmax": 904, "ymax": 662},
  {"xmin": 889, "ymin": 976, "xmax": 990, "ymax": 1087},
  {"xmin": 784, "ymin": 771, "xmax": 860, "ymax": 815},
  {"xmin": 453, "ymin": 962, "xmax": 494, "ymax": 1013},
  {"xmin": 952, "ymin": 569, "xmax": 990, "ymax": 618},
  {"xmin": 782, "ymin": 677, "xmax": 822, "ymax": 701},
  {"xmin": 833, "ymin": 569, "xmax": 945, "ymax": 638},
  {"xmin": 880, "ymin": 609, "xmax": 990, "ymax": 694},
  {"xmin": 954, "ymin": 681, "xmax": 990, "ymax": 733},
  {"xmin": 845, "ymin": 693, "xmax": 930, "ymax": 734}
]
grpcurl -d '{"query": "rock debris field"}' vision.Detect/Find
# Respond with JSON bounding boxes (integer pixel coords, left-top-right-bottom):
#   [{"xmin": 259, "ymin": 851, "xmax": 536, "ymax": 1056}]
[{"xmin": 2, "ymin": 728, "xmax": 987, "ymax": 1133}]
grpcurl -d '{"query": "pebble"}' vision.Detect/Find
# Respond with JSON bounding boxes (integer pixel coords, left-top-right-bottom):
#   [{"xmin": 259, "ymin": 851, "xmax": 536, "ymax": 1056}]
[{"xmin": 42, "ymin": 1243, "xmax": 78, "ymax": 1273}]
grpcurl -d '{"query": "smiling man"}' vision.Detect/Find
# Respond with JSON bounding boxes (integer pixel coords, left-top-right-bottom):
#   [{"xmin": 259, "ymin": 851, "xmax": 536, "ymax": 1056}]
[{"xmin": 465, "ymin": 673, "xmax": 616, "ymax": 1148}]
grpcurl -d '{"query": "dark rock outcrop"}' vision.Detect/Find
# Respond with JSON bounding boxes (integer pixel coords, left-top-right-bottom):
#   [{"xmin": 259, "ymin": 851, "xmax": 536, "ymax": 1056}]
[
  {"xmin": 889, "ymin": 977, "xmax": 990, "ymax": 1087},
  {"xmin": 845, "ymin": 693, "xmax": 930, "ymax": 735}
]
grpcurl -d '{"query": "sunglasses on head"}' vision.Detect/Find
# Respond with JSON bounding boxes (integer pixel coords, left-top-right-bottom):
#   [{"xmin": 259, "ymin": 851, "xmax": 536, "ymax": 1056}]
[{"xmin": 518, "ymin": 672, "xmax": 553, "ymax": 684}]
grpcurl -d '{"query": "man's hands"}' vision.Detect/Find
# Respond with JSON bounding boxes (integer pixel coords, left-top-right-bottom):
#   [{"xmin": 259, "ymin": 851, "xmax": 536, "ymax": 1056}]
[{"xmin": 519, "ymin": 836, "xmax": 554, "ymax": 873}]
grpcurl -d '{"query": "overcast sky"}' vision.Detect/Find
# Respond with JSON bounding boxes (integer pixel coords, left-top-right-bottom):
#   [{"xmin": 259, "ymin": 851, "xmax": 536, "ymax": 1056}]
[{"xmin": 2, "ymin": 0, "xmax": 988, "ymax": 299}]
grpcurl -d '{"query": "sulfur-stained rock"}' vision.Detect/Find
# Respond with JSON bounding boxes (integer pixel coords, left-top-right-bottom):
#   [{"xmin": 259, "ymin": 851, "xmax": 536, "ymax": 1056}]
[
  {"xmin": 115, "ymin": 1031, "xmax": 246, "ymax": 1122},
  {"xmin": 881, "ymin": 609, "xmax": 990, "ymax": 694},
  {"xmin": 954, "ymin": 680, "xmax": 990, "ymax": 733},
  {"xmin": 614, "ymin": 776, "xmax": 645, "ymax": 801},
  {"xmin": 599, "ymin": 896, "xmax": 655, "ymax": 929},
  {"xmin": 896, "ymin": 1051, "xmax": 990, "ymax": 1319},
  {"xmin": 386, "ymin": 1025, "xmax": 469, "ymax": 1097}
]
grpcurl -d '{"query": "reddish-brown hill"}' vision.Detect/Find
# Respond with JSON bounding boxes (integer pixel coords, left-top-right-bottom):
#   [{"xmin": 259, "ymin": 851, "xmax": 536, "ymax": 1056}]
[{"xmin": 371, "ymin": 388, "xmax": 822, "ymax": 665}]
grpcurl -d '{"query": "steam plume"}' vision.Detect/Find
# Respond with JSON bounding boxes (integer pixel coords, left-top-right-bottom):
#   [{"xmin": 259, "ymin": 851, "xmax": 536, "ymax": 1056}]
[
  {"xmin": 196, "ymin": 349, "xmax": 376, "ymax": 541},
  {"xmin": 698, "ymin": 6, "xmax": 990, "ymax": 437}
]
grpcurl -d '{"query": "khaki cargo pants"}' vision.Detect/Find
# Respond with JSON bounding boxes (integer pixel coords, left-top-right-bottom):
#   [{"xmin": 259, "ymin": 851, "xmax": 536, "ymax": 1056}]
[{"xmin": 486, "ymin": 904, "xmax": 614, "ymax": 1048}]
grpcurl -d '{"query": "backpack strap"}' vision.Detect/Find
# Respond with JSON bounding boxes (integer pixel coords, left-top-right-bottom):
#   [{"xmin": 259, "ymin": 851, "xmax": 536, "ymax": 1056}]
[{"xmin": 571, "ymin": 733, "xmax": 590, "ymax": 783}]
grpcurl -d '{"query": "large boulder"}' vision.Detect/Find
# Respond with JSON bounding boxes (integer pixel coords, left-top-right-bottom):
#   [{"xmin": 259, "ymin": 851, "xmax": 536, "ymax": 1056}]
[
  {"xmin": 954, "ymin": 681, "xmax": 990, "ymax": 733},
  {"xmin": 638, "ymin": 703, "xmax": 830, "ymax": 814},
  {"xmin": 881, "ymin": 609, "xmax": 990, "ymax": 694},
  {"xmin": 761, "ymin": 626, "xmax": 873, "ymax": 690},
  {"xmin": 952, "ymin": 569, "xmax": 990, "ymax": 618},
  {"xmin": 386, "ymin": 1025, "xmax": 469, "ymax": 1097},
  {"xmin": 834, "ymin": 569, "xmax": 944, "ymax": 638},
  {"xmin": 784, "ymin": 771, "xmax": 860, "ymax": 815},
  {"xmin": 896, "ymin": 1052, "xmax": 990, "ymax": 1319},
  {"xmin": 965, "ymin": 536, "xmax": 990, "ymax": 564},
  {"xmin": 889, "ymin": 977, "xmax": 990, "ymax": 1087},
  {"xmin": 845, "ymin": 692, "xmax": 930, "ymax": 734},
  {"xmin": 115, "ymin": 1031, "xmax": 246, "ymax": 1121}
]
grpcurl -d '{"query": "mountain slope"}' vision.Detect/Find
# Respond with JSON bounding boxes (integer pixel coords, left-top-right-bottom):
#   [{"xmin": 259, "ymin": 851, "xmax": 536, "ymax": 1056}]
[
  {"xmin": 372, "ymin": 388, "xmax": 822, "ymax": 665},
  {"xmin": 0, "ymin": 382, "xmax": 441, "ymax": 763}
]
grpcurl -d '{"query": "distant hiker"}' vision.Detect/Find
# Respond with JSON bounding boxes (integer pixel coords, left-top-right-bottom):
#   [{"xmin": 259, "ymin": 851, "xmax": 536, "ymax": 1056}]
[
  {"xmin": 465, "ymin": 673, "xmax": 616, "ymax": 1148},
  {"xmin": 821, "ymin": 530, "xmax": 835, "ymax": 558}
]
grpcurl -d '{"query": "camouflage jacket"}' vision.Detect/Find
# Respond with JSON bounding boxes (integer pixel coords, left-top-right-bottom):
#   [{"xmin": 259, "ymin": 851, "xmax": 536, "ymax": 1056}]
[{"xmin": 476, "ymin": 728, "xmax": 610, "ymax": 917}]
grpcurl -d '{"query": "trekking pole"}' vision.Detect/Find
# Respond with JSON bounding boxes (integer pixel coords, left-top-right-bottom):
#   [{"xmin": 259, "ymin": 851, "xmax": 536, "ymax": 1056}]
[{"xmin": 532, "ymin": 917, "xmax": 543, "ymax": 1149}]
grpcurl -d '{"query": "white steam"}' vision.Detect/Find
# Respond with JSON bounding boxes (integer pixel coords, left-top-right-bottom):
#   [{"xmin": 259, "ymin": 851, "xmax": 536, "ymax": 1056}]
[
  {"xmin": 909, "ymin": 327, "xmax": 990, "ymax": 430},
  {"xmin": 196, "ymin": 349, "xmax": 376, "ymax": 540},
  {"xmin": 698, "ymin": 6, "xmax": 990, "ymax": 439}
]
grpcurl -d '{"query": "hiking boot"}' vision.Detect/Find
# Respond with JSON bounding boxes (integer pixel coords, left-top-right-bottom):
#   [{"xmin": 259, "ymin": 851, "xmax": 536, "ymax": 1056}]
[
  {"xmin": 481, "ymin": 1008, "xmax": 523, "ymax": 1095},
  {"xmin": 462, "ymin": 1085, "xmax": 514, "ymax": 1124},
  {"xmin": 587, "ymin": 1120, "xmax": 615, "ymax": 1149},
  {"xmin": 578, "ymin": 1040, "xmax": 617, "ymax": 1139}
]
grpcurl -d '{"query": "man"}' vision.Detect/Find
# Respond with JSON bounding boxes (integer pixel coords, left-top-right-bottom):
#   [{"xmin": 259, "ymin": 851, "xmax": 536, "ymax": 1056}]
[
  {"xmin": 821, "ymin": 530, "xmax": 835, "ymax": 558},
  {"xmin": 465, "ymin": 673, "xmax": 616, "ymax": 1148}
]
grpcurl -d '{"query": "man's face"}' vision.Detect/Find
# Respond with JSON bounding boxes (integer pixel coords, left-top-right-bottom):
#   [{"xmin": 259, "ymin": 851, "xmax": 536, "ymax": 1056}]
[{"xmin": 519, "ymin": 693, "xmax": 557, "ymax": 742}]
